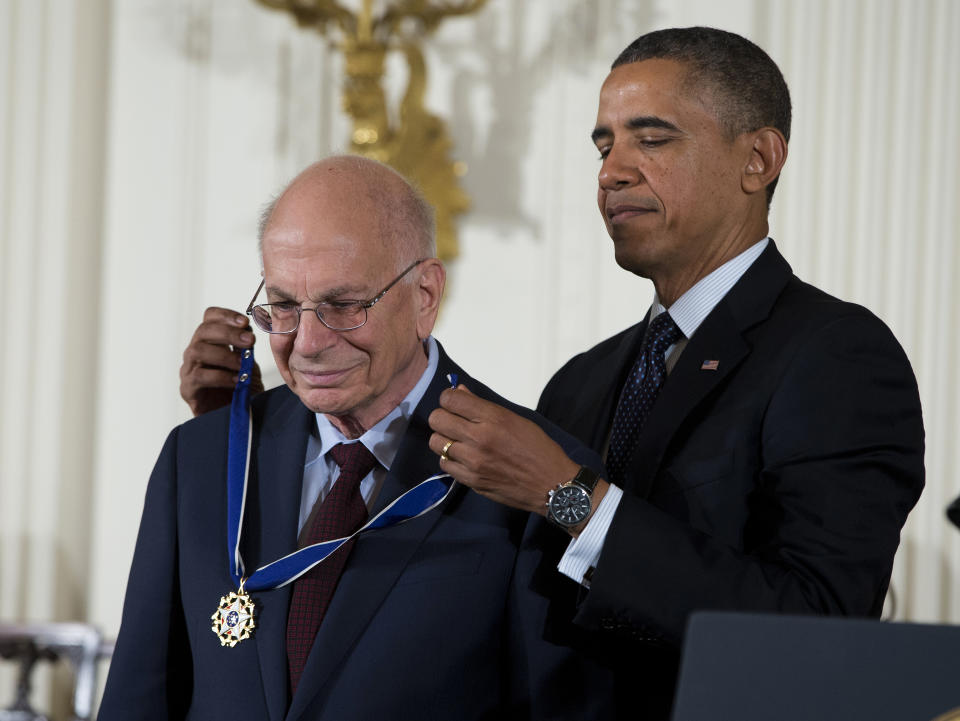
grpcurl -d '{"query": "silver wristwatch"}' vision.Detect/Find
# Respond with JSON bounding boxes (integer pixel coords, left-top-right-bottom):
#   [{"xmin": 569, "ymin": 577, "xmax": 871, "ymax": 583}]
[{"xmin": 546, "ymin": 466, "xmax": 600, "ymax": 528}]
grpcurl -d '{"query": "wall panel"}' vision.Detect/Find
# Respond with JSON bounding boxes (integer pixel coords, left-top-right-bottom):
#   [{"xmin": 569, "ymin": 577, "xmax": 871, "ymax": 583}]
[{"xmin": 758, "ymin": 0, "xmax": 960, "ymax": 622}]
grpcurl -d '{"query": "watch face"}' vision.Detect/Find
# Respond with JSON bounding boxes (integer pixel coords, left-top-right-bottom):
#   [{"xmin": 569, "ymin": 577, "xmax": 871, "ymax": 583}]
[{"xmin": 549, "ymin": 485, "xmax": 591, "ymax": 526}]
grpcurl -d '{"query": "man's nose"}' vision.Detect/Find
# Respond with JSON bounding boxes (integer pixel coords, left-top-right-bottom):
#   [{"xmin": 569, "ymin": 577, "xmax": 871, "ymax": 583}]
[
  {"xmin": 598, "ymin": 145, "xmax": 642, "ymax": 190},
  {"xmin": 293, "ymin": 309, "xmax": 340, "ymax": 354}
]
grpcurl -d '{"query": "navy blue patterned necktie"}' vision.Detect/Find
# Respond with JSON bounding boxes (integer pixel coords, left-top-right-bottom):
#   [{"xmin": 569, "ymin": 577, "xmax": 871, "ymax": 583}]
[{"xmin": 605, "ymin": 312, "xmax": 683, "ymax": 487}]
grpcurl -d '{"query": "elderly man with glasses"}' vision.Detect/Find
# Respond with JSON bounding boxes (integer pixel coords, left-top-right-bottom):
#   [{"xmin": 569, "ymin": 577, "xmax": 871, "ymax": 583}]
[{"xmin": 100, "ymin": 155, "xmax": 613, "ymax": 721}]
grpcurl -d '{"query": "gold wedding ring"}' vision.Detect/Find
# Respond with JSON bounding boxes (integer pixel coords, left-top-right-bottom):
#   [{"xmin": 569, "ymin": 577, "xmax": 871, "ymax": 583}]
[{"xmin": 440, "ymin": 440, "xmax": 455, "ymax": 462}]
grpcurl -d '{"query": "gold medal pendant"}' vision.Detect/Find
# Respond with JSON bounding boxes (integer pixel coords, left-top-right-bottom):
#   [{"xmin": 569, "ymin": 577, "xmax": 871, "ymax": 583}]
[{"xmin": 211, "ymin": 582, "xmax": 256, "ymax": 647}]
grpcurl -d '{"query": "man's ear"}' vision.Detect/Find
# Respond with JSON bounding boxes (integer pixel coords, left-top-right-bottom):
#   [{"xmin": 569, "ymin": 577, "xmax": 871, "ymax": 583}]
[
  {"xmin": 415, "ymin": 259, "xmax": 446, "ymax": 340},
  {"xmin": 742, "ymin": 127, "xmax": 788, "ymax": 196}
]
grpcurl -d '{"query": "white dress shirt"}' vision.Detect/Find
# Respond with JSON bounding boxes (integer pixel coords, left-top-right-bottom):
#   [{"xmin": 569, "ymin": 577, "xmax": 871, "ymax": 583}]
[
  {"xmin": 558, "ymin": 238, "xmax": 770, "ymax": 586},
  {"xmin": 297, "ymin": 336, "xmax": 440, "ymax": 536}
]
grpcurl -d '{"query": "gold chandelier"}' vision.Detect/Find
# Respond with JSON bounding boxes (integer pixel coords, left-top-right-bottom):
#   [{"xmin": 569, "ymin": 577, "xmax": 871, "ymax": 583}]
[{"xmin": 255, "ymin": 0, "xmax": 488, "ymax": 264}]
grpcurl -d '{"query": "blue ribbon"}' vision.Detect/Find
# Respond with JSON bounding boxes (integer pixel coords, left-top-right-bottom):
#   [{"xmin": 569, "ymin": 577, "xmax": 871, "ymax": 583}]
[{"xmin": 225, "ymin": 348, "xmax": 455, "ymax": 591}]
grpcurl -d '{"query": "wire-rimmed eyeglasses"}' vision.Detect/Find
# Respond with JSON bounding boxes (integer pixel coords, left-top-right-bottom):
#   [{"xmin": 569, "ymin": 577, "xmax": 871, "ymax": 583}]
[{"xmin": 245, "ymin": 259, "xmax": 427, "ymax": 333}]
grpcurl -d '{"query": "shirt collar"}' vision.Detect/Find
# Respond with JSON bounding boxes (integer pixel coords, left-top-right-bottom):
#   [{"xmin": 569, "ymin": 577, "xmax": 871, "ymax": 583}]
[
  {"xmin": 312, "ymin": 336, "xmax": 439, "ymax": 471},
  {"xmin": 652, "ymin": 237, "xmax": 769, "ymax": 338}
]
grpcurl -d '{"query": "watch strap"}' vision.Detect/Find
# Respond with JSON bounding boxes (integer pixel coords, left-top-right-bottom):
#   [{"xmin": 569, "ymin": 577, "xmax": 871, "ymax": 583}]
[{"xmin": 568, "ymin": 465, "xmax": 599, "ymax": 495}]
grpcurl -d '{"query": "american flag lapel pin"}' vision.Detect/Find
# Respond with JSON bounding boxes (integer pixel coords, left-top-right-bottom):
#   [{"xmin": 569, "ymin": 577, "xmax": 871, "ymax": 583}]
[{"xmin": 700, "ymin": 359, "xmax": 719, "ymax": 371}]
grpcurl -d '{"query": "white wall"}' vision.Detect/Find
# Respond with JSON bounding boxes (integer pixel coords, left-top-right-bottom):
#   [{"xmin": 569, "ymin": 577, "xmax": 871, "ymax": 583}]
[
  {"xmin": 0, "ymin": 0, "xmax": 111, "ymax": 711},
  {"xmin": 1, "ymin": 0, "xmax": 959, "ymax": 710}
]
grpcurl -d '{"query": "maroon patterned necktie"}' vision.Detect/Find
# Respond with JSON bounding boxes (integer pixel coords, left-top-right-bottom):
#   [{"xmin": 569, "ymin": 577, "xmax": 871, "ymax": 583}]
[{"xmin": 286, "ymin": 442, "xmax": 378, "ymax": 697}]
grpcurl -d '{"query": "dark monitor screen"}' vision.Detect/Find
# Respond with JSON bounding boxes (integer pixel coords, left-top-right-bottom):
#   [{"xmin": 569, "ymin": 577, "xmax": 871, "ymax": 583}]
[{"xmin": 672, "ymin": 611, "xmax": 960, "ymax": 721}]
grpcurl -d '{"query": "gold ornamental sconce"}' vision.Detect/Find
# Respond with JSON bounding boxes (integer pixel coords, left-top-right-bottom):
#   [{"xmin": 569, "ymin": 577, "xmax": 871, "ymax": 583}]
[{"xmin": 255, "ymin": 0, "xmax": 487, "ymax": 265}]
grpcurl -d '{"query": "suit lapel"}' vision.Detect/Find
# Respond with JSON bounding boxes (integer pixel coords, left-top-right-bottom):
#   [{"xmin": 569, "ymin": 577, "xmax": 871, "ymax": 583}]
[
  {"xmin": 287, "ymin": 350, "xmax": 458, "ymax": 720},
  {"xmin": 622, "ymin": 242, "xmax": 794, "ymax": 498},
  {"xmin": 571, "ymin": 319, "xmax": 651, "ymax": 452},
  {"xmin": 248, "ymin": 388, "xmax": 313, "ymax": 721},
  {"xmin": 627, "ymin": 303, "xmax": 750, "ymax": 497}
]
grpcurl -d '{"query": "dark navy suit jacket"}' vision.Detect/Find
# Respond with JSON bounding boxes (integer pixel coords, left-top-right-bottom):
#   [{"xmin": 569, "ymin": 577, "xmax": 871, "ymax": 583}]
[
  {"xmin": 537, "ymin": 242, "xmax": 925, "ymax": 719},
  {"xmin": 99, "ymin": 344, "xmax": 614, "ymax": 720}
]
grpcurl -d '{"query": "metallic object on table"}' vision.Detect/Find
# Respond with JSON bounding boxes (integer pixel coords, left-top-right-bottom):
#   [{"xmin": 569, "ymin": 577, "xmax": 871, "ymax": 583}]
[
  {"xmin": 0, "ymin": 623, "xmax": 113, "ymax": 721},
  {"xmin": 255, "ymin": 0, "xmax": 487, "ymax": 265}
]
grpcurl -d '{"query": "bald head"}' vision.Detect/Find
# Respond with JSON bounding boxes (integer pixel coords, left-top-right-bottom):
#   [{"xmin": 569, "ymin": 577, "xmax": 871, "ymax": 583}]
[
  {"xmin": 256, "ymin": 155, "xmax": 446, "ymax": 434},
  {"xmin": 259, "ymin": 155, "xmax": 435, "ymax": 271}
]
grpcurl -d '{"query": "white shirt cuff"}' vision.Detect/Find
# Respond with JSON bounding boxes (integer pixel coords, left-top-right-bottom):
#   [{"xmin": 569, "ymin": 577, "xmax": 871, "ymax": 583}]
[{"xmin": 557, "ymin": 483, "xmax": 623, "ymax": 587}]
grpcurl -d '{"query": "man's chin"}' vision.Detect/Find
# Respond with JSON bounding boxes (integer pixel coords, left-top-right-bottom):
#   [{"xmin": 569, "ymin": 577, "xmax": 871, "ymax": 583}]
[
  {"xmin": 612, "ymin": 242, "xmax": 656, "ymax": 279},
  {"xmin": 291, "ymin": 383, "xmax": 360, "ymax": 416}
]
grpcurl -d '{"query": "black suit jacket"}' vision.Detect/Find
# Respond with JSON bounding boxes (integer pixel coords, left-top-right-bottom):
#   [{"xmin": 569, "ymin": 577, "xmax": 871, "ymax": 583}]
[
  {"xmin": 537, "ymin": 242, "xmax": 925, "ymax": 719},
  {"xmin": 99, "ymin": 343, "xmax": 614, "ymax": 720}
]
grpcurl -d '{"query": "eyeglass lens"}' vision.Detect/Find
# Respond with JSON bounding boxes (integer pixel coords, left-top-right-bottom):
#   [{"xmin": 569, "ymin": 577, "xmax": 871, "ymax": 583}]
[{"xmin": 251, "ymin": 302, "xmax": 367, "ymax": 333}]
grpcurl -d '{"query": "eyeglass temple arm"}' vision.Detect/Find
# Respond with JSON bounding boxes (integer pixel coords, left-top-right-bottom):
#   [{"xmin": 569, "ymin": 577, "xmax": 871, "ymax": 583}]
[
  {"xmin": 246, "ymin": 279, "xmax": 265, "ymax": 314},
  {"xmin": 363, "ymin": 259, "xmax": 427, "ymax": 309}
]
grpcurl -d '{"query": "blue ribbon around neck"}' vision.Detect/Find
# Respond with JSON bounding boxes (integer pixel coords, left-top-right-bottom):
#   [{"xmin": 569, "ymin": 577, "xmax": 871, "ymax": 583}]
[{"xmin": 225, "ymin": 347, "xmax": 456, "ymax": 591}]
